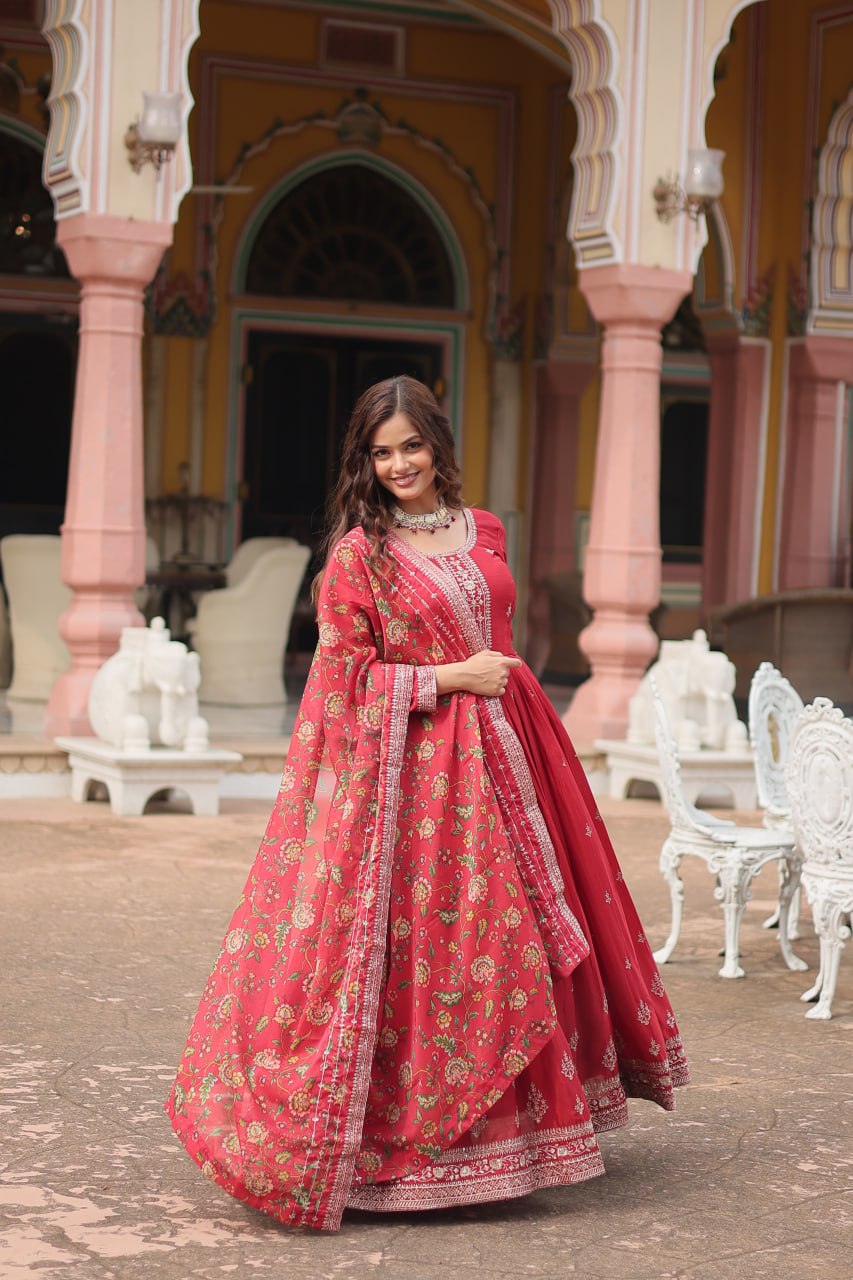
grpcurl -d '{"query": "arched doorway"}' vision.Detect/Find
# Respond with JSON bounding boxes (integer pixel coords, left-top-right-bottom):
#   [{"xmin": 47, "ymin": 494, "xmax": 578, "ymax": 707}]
[
  {"xmin": 0, "ymin": 126, "xmax": 76, "ymax": 540},
  {"xmin": 239, "ymin": 161, "xmax": 456, "ymax": 551}
]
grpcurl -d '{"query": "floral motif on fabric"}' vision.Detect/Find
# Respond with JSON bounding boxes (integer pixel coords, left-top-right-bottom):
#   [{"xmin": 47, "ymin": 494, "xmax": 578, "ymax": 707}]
[
  {"xmin": 560, "ymin": 1052, "xmax": 576, "ymax": 1080},
  {"xmin": 526, "ymin": 1084, "xmax": 549, "ymax": 1124}
]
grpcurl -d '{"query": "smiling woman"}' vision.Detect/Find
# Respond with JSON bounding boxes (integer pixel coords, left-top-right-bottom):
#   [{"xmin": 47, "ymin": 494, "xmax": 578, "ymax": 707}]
[{"xmin": 166, "ymin": 376, "xmax": 688, "ymax": 1232}]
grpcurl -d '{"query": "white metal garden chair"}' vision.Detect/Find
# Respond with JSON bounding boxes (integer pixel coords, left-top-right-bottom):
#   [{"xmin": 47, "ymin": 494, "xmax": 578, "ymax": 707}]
[
  {"xmin": 747, "ymin": 661, "xmax": 804, "ymax": 935},
  {"xmin": 652, "ymin": 682, "xmax": 807, "ymax": 979},
  {"xmin": 786, "ymin": 697, "xmax": 853, "ymax": 1020}
]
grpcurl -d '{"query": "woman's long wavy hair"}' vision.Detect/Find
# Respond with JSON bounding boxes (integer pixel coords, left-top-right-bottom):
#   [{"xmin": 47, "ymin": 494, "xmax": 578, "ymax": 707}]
[{"xmin": 312, "ymin": 375, "xmax": 463, "ymax": 601}]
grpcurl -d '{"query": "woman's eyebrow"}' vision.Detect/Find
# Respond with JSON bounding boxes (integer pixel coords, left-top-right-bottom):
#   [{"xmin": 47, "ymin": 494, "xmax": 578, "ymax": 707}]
[{"xmin": 371, "ymin": 435, "xmax": 422, "ymax": 451}]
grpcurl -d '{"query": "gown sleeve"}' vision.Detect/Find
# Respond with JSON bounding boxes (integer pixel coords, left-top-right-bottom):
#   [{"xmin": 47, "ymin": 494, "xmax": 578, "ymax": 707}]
[{"xmin": 317, "ymin": 537, "xmax": 437, "ymax": 727}]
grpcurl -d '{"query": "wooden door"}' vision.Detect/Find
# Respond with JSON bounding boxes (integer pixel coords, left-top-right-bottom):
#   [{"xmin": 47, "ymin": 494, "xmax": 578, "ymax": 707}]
[{"xmin": 241, "ymin": 331, "xmax": 443, "ymax": 552}]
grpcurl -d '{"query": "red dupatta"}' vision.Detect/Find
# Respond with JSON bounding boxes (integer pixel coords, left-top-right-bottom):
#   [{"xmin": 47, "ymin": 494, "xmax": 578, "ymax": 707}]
[{"xmin": 166, "ymin": 519, "xmax": 589, "ymax": 1231}]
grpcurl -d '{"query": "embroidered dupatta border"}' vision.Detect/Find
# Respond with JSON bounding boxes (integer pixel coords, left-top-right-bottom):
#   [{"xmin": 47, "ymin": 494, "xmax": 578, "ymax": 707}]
[{"xmin": 318, "ymin": 662, "xmax": 415, "ymax": 1231}]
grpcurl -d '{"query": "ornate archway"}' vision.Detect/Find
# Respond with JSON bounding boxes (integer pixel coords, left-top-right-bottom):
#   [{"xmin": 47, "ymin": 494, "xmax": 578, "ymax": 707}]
[{"xmin": 242, "ymin": 161, "xmax": 457, "ymax": 308}]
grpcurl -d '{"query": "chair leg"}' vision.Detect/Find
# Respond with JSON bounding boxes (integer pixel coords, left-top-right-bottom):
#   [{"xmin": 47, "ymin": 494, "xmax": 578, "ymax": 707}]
[
  {"xmin": 763, "ymin": 867, "xmax": 802, "ymax": 939},
  {"xmin": 653, "ymin": 840, "xmax": 684, "ymax": 965},
  {"xmin": 777, "ymin": 859, "xmax": 808, "ymax": 972},
  {"xmin": 715, "ymin": 861, "xmax": 749, "ymax": 978},
  {"xmin": 804, "ymin": 898, "xmax": 850, "ymax": 1021}
]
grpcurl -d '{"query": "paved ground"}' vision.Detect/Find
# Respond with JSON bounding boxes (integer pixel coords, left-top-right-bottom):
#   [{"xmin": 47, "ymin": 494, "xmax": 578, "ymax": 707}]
[{"xmin": 1, "ymin": 792, "xmax": 852, "ymax": 1280}]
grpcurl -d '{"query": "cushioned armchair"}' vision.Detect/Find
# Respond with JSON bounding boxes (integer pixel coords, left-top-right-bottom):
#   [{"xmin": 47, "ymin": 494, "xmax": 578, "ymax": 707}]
[
  {"xmin": 225, "ymin": 536, "xmax": 296, "ymax": 589},
  {"xmin": 188, "ymin": 543, "xmax": 311, "ymax": 705},
  {"xmin": 0, "ymin": 534, "xmax": 72, "ymax": 701}
]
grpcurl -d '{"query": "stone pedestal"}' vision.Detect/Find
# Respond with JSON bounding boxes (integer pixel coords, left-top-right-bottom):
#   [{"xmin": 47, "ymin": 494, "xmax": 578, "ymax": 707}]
[
  {"xmin": 598, "ymin": 738, "xmax": 756, "ymax": 809},
  {"xmin": 57, "ymin": 737, "xmax": 242, "ymax": 817}
]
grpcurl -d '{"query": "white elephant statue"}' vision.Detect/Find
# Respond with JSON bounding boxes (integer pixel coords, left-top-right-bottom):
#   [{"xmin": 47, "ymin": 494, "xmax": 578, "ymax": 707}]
[
  {"xmin": 628, "ymin": 629, "xmax": 748, "ymax": 753},
  {"xmin": 89, "ymin": 617, "xmax": 210, "ymax": 752}
]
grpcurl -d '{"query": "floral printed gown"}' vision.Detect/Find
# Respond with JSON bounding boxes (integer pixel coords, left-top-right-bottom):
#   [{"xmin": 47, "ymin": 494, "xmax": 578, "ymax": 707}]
[{"xmin": 166, "ymin": 507, "xmax": 688, "ymax": 1232}]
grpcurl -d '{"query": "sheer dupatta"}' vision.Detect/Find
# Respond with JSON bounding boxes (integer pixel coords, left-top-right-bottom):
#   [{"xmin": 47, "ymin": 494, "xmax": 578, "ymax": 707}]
[{"xmin": 166, "ymin": 528, "xmax": 589, "ymax": 1231}]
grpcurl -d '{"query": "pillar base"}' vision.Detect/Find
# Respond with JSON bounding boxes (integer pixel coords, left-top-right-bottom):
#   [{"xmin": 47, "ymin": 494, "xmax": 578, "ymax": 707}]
[
  {"xmin": 44, "ymin": 669, "xmax": 102, "ymax": 738},
  {"xmin": 563, "ymin": 610, "xmax": 658, "ymax": 742}
]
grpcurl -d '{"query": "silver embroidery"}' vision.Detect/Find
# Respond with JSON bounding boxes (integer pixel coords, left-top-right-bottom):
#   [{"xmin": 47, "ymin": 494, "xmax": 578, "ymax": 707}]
[{"xmin": 526, "ymin": 1084, "xmax": 548, "ymax": 1124}]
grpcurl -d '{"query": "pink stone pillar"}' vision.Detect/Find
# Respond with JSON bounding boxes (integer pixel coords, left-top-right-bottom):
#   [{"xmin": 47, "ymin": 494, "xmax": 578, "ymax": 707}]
[
  {"xmin": 702, "ymin": 335, "xmax": 770, "ymax": 608},
  {"xmin": 778, "ymin": 338, "xmax": 852, "ymax": 589},
  {"xmin": 564, "ymin": 264, "xmax": 691, "ymax": 743},
  {"xmin": 526, "ymin": 359, "xmax": 594, "ymax": 675},
  {"xmin": 44, "ymin": 214, "xmax": 172, "ymax": 736}
]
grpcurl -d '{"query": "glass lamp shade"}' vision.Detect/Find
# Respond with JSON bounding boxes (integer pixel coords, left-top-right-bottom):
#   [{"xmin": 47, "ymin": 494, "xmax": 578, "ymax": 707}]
[
  {"xmin": 137, "ymin": 92, "xmax": 182, "ymax": 146},
  {"xmin": 685, "ymin": 149, "xmax": 725, "ymax": 200}
]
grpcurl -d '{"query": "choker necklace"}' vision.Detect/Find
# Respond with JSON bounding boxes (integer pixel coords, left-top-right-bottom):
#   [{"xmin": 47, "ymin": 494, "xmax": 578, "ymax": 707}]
[{"xmin": 391, "ymin": 499, "xmax": 456, "ymax": 534}]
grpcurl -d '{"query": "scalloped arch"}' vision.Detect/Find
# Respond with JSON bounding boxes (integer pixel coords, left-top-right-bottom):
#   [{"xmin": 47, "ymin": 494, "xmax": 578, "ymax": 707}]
[
  {"xmin": 810, "ymin": 86, "xmax": 853, "ymax": 335},
  {"xmin": 547, "ymin": 0, "xmax": 621, "ymax": 265},
  {"xmin": 41, "ymin": 0, "xmax": 89, "ymax": 217}
]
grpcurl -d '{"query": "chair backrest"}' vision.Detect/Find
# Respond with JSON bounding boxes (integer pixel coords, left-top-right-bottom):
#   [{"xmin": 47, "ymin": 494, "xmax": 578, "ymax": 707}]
[
  {"xmin": 747, "ymin": 662, "xmax": 804, "ymax": 816},
  {"xmin": 785, "ymin": 697, "xmax": 853, "ymax": 865},
  {"xmin": 226, "ymin": 537, "xmax": 296, "ymax": 588},
  {"xmin": 214, "ymin": 544, "xmax": 311, "ymax": 632},
  {"xmin": 0, "ymin": 581, "xmax": 10, "ymax": 689},
  {"xmin": 0, "ymin": 535, "xmax": 71, "ymax": 627},
  {"xmin": 652, "ymin": 680, "xmax": 699, "ymax": 831},
  {"xmin": 651, "ymin": 678, "xmax": 735, "ymax": 836},
  {"xmin": 0, "ymin": 535, "xmax": 72, "ymax": 696}
]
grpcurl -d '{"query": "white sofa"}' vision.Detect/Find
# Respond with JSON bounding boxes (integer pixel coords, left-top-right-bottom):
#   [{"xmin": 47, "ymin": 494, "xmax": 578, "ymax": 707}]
[
  {"xmin": 225, "ymin": 536, "xmax": 296, "ymax": 589},
  {"xmin": 0, "ymin": 534, "xmax": 72, "ymax": 701},
  {"xmin": 188, "ymin": 543, "xmax": 311, "ymax": 705}
]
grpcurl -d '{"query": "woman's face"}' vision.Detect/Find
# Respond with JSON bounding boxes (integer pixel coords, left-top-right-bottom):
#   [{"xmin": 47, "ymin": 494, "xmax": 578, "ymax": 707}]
[{"xmin": 370, "ymin": 411, "xmax": 438, "ymax": 512}]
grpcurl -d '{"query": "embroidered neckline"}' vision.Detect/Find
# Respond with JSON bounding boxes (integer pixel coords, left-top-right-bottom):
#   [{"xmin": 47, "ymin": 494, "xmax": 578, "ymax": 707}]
[{"xmin": 389, "ymin": 507, "xmax": 477, "ymax": 560}]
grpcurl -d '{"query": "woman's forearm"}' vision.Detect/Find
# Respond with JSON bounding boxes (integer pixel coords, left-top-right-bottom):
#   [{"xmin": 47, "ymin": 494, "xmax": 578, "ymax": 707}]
[{"xmin": 434, "ymin": 662, "xmax": 468, "ymax": 695}]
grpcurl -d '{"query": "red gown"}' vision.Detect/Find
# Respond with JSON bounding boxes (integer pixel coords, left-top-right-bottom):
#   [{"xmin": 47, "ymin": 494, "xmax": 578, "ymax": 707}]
[{"xmin": 166, "ymin": 508, "xmax": 688, "ymax": 1230}]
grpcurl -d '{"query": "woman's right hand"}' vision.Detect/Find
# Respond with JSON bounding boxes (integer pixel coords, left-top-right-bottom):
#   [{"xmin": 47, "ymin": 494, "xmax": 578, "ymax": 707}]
[{"xmin": 436, "ymin": 649, "xmax": 522, "ymax": 698}]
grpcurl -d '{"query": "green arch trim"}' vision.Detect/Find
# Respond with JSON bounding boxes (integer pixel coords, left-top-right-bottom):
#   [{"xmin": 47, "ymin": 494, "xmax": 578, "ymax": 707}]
[
  {"xmin": 0, "ymin": 112, "xmax": 47, "ymax": 153},
  {"xmin": 233, "ymin": 149, "xmax": 470, "ymax": 311}
]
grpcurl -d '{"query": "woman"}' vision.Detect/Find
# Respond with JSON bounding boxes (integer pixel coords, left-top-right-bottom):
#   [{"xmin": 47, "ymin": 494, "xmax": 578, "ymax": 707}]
[{"xmin": 166, "ymin": 376, "xmax": 688, "ymax": 1232}]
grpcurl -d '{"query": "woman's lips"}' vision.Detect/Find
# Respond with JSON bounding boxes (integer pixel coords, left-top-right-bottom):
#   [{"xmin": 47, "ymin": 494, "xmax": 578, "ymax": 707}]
[{"xmin": 392, "ymin": 474, "xmax": 418, "ymax": 487}]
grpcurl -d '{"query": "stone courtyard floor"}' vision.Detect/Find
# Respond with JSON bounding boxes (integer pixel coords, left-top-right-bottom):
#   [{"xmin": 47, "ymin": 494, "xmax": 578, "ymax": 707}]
[{"xmin": 1, "ymin": 793, "xmax": 852, "ymax": 1280}]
